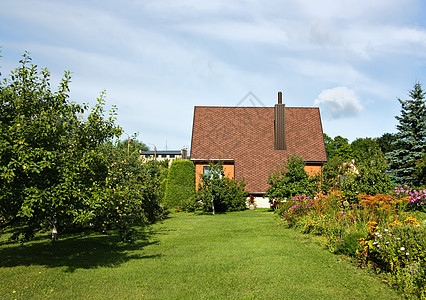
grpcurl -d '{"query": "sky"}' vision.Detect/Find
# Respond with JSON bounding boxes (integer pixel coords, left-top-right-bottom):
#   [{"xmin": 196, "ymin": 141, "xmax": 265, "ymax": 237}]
[{"xmin": 1, "ymin": 0, "xmax": 426, "ymax": 152}]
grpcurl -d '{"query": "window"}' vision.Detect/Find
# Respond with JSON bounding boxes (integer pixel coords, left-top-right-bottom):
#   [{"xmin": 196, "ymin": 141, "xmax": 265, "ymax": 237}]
[
  {"xmin": 203, "ymin": 166, "xmax": 223, "ymax": 179},
  {"xmin": 169, "ymin": 154, "xmax": 175, "ymax": 158},
  {"xmin": 203, "ymin": 166, "xmax": 210, "ymax": 175}
]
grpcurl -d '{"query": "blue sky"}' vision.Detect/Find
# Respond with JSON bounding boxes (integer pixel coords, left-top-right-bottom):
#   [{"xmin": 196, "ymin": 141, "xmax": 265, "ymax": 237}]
[{"xmin": 1, "ymin": 0, "xmax": 426, "ymax": 152}]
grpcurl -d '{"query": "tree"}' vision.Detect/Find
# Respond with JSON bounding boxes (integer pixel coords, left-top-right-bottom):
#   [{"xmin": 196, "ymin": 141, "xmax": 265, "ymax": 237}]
[
  {"xmin": 375, "ymin": 133, "xmax": 398, "ymax": 155},
  {"xmin": 0, "ymin": 52, "xmax": 122, "ymax": 241},
  {"xmin": 266, "ymin": 154, "xmax": 319, "ymax": 201},
  {"xmin": 340, "ymin": 138, "xmax": 392, "ymax": 200},
  {"xmin": 323, "ymin": 134, "xmax": 353, "ymax": 161},
  {"xmin": 351, "ymin": 138, "xmax": 387, "ymax": 171},
  {"xmin": 324, "ymin": 133, "xmax": 337, "ymax": 159},
  {"xmin": 321, "ymin": 155, "xmax": 345, "ymax": 192},
  {"xmin": 414, "ymin": 152, "xmax": 426, "ymax": 186},
  {"xmin": 97, "ymin": 140, "xmax": 166, "ymax": 241},
  {"xmin": 387, "ymin": 82, "xmax": 426, "ymax": 186}
]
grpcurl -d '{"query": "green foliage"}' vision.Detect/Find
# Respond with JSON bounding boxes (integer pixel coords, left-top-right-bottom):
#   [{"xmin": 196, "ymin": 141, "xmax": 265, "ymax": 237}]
[
  {"xmin": 375, "ymin": 133, "xmax": 398, "ymax": 155},
  {"xmin": 387, "ymin": 82, "xmax": 426, "ymax": 187},
  {"xmin": 275, "ymin": 186, "xmax": 426, "ymax": 298},
  {"xmin": 266, "ymin": 154, "xmax": 319, "ymax": 201},
  {"xmin": 0, "ymin": 53, "xmax": 165, "ymax": 243},
  {"xmin": 195, "ymin": 162, "xmax": 248, "ymax": 213},
  {"xmin": 0, "ymin": 52, "xmax": 122, "ymax": 241},
  {"xmin": 322, "ymin": 137, "xmax": 393, "ymax": 201},
  {"xmin": 360, "ymin": 220, "xmax": 426, "ymax": 297},
  {"xmin": 278, "ymin": 195, "xmax": 315, "ymax": 227},
  {"xmin": 321, "ymin": 156, "xmax": 345, "ymax": 192},
  {"xmin": 95, "ymin": 140, "xmax": 167, "ymax": 241},
  {"xmin": 324, "ymin": 134, "xmax": 353, "ymax": 161},
  {"xmin": 163, "ymin": 159, "xmax": 195, "ymax": 208},
  {"xmin": 352, "ymin": 138, "xmax": 387, "ymax": 171},
  {"xmin": 414, "ymin": 152, "xmax": 426, "ymax": 185},
  {"xmin": 335, "ymin": 232, "xmax": 365, "ymax": 256},
  {"xmin": 346, "ymin": 138, "xmax": 392, "ymax": 198}
]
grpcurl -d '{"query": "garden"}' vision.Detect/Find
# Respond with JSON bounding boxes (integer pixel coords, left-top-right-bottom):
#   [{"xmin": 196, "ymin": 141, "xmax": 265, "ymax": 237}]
[{"xmin": 1, "ymin": 52, "xmax": 425, "ymax": 299}]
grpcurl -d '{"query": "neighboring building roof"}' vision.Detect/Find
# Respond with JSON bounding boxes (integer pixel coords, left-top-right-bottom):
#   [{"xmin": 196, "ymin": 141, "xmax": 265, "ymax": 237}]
[
  {"xmin": 141, "ymin": 150, "xmax": 182, "ymax": 156},
  {"xmin": 190, "ymin": 106, "xmax": 327, "ymax": 193}
]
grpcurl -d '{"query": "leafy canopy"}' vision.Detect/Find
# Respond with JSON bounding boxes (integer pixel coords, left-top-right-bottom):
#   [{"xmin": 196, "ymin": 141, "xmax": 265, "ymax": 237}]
[{"xmin": 0, "ymin": 52, "xmax": 165, "ymax": 242}]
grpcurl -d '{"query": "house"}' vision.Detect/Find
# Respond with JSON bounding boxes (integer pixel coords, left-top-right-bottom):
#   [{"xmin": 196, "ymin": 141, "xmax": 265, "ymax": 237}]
[
  {"xmin": 190, "ymin": 92, "xmax": 327, "ymax": 206},
  {"xmin": 141, "ymin": 147, "xmax": 188, "ymax": 164}
]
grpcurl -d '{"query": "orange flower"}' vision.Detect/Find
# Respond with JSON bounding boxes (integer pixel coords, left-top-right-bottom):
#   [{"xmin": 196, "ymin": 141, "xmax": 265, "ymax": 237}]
[
  {"xmin": 404, "ymin": 216, "xmax": 420, "ymax": 226},
  {"xmin": 388, "ymin": 220, "xmax": 403, "ymax": 227}
]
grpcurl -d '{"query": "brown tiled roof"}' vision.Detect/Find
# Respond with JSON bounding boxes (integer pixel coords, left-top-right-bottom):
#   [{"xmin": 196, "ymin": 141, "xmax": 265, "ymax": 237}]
[{"xmin": 190, "ymin": 106, "xmax": 327, "ymax": 193}]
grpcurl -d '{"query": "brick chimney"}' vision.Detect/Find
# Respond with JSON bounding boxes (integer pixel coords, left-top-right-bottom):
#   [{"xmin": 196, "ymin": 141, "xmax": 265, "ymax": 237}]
[{"xmin": 275, "ymin": 91, "xmax": 286, "ymax": 150}]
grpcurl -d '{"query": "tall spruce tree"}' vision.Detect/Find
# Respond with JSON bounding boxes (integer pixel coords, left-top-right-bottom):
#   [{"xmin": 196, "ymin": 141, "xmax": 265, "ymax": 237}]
[{"xmin": 387, "ymin": 82, "xmax": 426, "ymax": 186}]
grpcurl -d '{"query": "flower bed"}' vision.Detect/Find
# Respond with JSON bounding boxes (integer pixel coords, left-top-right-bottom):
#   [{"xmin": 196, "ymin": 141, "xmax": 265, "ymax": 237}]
[{"xmin": 275, "ymin": 187, "xmax": 426, "ymax": 298}]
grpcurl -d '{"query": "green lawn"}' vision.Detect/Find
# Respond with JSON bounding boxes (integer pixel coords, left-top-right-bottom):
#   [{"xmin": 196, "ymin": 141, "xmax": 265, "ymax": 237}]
[{"xmin": 0, "ymin": 210, "xmax": 400, "ymax": 299}]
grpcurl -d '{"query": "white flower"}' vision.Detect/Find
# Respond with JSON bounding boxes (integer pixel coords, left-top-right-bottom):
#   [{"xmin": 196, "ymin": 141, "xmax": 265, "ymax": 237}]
[
  {"xmin": 386, "ymin": 242, "xmax": 389, "ymax": 244},
  {"xmin": 397, "ymin": 237, "xmax": 401, "ymax": 240},
  {"xmin": 406, "ymin": 252, "xmax": 409, "ymax": 256},
  {"xmin": 400, "ymin": 247, "xmax": 405, "ymax": 251},
  {"xmin": 384, "ymin": 229, "xmax": 389, "ymax": 232}
]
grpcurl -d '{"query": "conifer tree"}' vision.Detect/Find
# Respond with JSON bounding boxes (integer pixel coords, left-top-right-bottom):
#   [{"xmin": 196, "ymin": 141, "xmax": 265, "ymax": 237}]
[{"xmin": 387, "ymin": 82, "xmax": 426, "ymax": 186}]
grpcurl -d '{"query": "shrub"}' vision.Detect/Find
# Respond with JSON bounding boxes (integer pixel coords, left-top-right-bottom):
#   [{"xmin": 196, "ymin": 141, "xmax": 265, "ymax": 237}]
[
  {"xmin": 266, "ymin": 154, "xmax": 320, "ymax": 202},
  {"xmin": 194, "ymin": 163, "xmax": 248, "ymax": 213},
  {"xmin": 164, "ymin": 160, "xmax": 195, "ymax": 208},
  {"xmin": 335, "ymin": 232, "xmax": 365, "ymax": 256},
  {"xmin": 278, "ymin": 195, "xmax": 314, "ymax": 226},
  {"xmin": 396, "ymin": 185, "xmax": 426, "ymax": 213}
]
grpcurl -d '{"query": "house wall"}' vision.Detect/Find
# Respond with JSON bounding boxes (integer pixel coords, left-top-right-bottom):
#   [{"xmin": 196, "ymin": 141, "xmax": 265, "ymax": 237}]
[
  {"xmin": 142, "ymin": 155, "xmax": 184, "ymax": 165},
  {"xmin": 304, "ymin": 164, "xmax": 322, "ymax": 176},
  {"xmin": 194, "ymin": 163, "xmax": 235, "ymax": 189}
]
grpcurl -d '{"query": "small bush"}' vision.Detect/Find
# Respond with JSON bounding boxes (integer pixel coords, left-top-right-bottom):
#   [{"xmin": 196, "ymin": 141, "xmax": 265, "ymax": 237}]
[
  {"xmin": 278, "ymin": 195, "xmax": 314, "ymax": 226},
  {"xmin": 194, "ymin": 163, "xmax": 248, "ymax": 213},
  {"xmin": 335, "ymin": 232, "xmax": 365, "ymax": 256}
]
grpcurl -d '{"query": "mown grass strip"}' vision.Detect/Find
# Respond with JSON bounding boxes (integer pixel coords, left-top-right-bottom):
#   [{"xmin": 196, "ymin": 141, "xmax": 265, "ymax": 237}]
[{"xmin": 0, "ymin": 210, "xmax": 400, "ymax": 299}]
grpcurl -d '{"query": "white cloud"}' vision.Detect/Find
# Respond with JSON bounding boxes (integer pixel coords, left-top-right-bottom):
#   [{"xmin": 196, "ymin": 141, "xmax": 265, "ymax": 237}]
[
  {"xmin": 314, "ymin": 87, "xmax": 363, "ymax": 119},
  {"xmin": 2, "ymin": 0, "xmax": 425, "ymax": 147}
]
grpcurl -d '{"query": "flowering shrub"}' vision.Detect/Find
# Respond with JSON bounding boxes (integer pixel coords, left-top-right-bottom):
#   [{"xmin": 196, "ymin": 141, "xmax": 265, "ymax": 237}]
[
  {"xmin": 357, "ymin": 194, "xmax": 406, "ymax": 225},
  {"xmin": 276, "ymin": 189, "xmax": 426, "ymax": 298},
  {"xmin": 404, "ymin": 188, "xmax": 426, "ymax": 213},
  {"xmin": 279, "ymin": 195, "xmax": 314, "ymax": 226},
  {"xmin": 393, "ymin": 185, "xmax": 426, "ymax": 213},
  {"xmin": 357, "ymin": 219, "xmax": 426, "ymax": 297}
]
